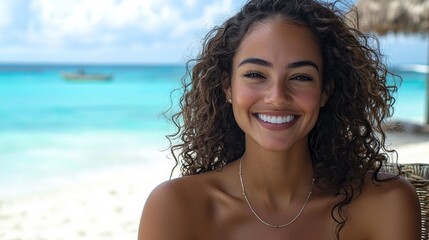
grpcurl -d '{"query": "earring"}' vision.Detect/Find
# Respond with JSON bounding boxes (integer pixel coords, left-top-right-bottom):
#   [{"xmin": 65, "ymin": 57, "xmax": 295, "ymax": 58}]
[{"xmin": 226, "ymin": 98, "xmax": 232, "ymax": 103}]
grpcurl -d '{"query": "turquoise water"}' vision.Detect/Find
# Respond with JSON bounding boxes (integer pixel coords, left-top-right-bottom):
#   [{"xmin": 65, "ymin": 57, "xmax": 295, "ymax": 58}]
[
  {"xmin": 0, "ymin": 64, "xmax": 184, "ymax": 198},
  {"xmin": 392, "ymin": 70, "xmax": 428, "ymax": 123},
  {"xmin": 0, "ymin": 65, "xmax": 183, "ymax": 132},
  {"xmin": 0, "ymin": 64, "xmax": 427, "ymax": 198}
]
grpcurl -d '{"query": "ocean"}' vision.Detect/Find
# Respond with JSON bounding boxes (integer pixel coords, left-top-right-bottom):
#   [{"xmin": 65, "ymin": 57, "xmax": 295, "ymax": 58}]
[
  {"xmin": 0, "ymin": 64, "xmax": 427, "ymax": 198},
  {"xmin": 0, "ymin": 64, "xmax": 184, "ymax": 198}
]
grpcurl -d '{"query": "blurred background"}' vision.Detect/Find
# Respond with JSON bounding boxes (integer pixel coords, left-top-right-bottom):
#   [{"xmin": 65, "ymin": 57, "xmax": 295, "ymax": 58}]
[
  {"xmin": 0, "ymin": 0, "xmax": 428, "ymax": 239},
  {"xmin": 0, "ymin": 0, "xmax": 246, "ymax": 198},
  {"xmin": 0, "ymin": 0, "xmax": 427, "ymax": 64}
]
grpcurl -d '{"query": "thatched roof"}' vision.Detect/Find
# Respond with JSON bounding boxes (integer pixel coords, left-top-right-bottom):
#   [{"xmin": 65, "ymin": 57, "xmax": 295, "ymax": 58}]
[
  {"xmin": 353, "ymin": 0, "xmax": 429, "ymax": 35},
  {"xmin": 352, "ymin": 0, "xmax": 429, "ymax": 125}
]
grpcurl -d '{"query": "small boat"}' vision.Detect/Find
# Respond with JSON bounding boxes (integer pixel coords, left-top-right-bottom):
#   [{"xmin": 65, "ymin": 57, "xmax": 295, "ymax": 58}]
[{"xmin": 61, "ymin": 70, "xmax": 113, "ymax": 81}]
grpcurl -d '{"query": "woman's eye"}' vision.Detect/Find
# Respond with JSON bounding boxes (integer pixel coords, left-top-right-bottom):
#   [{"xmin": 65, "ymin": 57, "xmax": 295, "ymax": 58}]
[
  {"xmin": 291, "ymin": 75, "xmax": 313, "ymax": 81},
  {"xmin": 243, "ymin": 72, "xmax": 264, "ymax": 79}
]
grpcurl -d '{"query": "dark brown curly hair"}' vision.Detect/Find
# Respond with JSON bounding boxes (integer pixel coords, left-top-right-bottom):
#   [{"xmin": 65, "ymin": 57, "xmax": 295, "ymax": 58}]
[{"xmin": 167, "ymin": 0, "xmax": 399, "ymax": 238}]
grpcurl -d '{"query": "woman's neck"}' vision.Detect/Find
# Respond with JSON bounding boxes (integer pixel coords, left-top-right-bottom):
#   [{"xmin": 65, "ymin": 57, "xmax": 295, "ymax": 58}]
[{"xmin": 240, "ymin": 139, "xmax": 314, "ymax": 207}]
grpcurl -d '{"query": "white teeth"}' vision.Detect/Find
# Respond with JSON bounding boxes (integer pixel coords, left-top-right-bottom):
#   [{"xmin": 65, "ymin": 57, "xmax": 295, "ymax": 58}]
[{"xmin": 257, "ymin": 114, "xmax": 295, "ymax": 124}]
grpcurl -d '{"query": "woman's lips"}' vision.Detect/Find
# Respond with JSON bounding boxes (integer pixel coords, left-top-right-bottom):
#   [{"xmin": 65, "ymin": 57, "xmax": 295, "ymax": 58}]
[
  {"xmin": 254, "ymin": 113, "xmax": 300, "ymax": 130},
  {"xmin": 256, "ymin": 113, "xmax": 296, "ymax": 124}
]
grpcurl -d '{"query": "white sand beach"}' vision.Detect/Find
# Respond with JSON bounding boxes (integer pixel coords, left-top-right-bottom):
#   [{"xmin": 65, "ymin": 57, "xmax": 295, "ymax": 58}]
[
  {"xmin": 0, "ymin": 159, "xmax": 173, "ymax": 240},
  {"xmin": 0, "ymin": 131, "xmax": 428, "ymax": 240}
]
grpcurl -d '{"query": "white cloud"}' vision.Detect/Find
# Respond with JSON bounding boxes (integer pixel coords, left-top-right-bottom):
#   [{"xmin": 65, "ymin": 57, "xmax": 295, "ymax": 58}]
[
  {"xmin": 184, "ymin": 0, "xmax": 197, "ymax": 8},
  {"xmin": 25, "ymin": 0, "xmax": 204, "ymax": 46},
  {"xmin": 171, "ymin": 0, "xmax": 234, "ymax": 38},
  {"xmin": 22, "ymin": 0, "xmax": 237, "ymax": 48},
  {"xmin": 0, "ymin": 0, "xmax": 243, "ymax": 63},
  {"xmin": 0, "ymin": 2, "xmax": 12, "ymax": 29}
]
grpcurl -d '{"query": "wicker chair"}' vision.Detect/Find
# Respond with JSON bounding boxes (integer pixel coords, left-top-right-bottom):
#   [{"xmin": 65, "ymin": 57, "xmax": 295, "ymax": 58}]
[{"xmin": 384, "ymin": 164, "xmax": 429, "ymax": 239}]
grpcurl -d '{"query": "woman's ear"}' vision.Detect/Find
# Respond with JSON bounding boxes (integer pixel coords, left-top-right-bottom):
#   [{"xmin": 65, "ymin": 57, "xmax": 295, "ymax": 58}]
[
  {"xmin": 224, "ymin": 87, "xmax": 232, "ymax": 102},
  {"xmin": 321, "ymin": 92, "xmax": 328, "ymax": 107},
  {"xmin": 321, "ymin": 79, "xmax": 335, "ymax": 107},
  {"xmin": 221, "ymin": 73, "xmax": 232, "ymax": 102}
]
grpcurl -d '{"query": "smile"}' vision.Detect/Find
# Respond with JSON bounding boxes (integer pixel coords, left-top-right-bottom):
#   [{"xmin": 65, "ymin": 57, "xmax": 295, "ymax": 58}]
[{"xmin": 256, "ymin": 114, "xmax": 296, "ymax": 124}]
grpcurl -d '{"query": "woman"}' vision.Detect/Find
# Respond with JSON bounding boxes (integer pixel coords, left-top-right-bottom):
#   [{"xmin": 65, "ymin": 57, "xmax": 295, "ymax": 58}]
[{"xmin": 138, "ymin": 0, "xmax": 421, "ymax": 239}]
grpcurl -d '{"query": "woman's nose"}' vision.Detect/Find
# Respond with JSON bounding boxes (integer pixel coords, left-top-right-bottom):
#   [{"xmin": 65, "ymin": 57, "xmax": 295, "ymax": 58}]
[{"xmin": 265, "ymin": 81, "xmax": 292, "ymax": 107}]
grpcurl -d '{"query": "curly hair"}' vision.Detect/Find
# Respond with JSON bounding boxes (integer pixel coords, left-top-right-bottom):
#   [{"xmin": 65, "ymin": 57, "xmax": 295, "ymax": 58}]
[{"xmin": 167, "ymin": 0, "xmax": 398, "ymax": 238}]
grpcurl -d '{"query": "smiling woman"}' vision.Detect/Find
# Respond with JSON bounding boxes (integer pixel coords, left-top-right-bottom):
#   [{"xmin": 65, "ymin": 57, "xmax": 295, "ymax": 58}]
[
  {"xmin": 226, "ymin": 20, "xmax": 326, "ymax": 152},
  {"xmin": 138, "ymin": 0, "xmax": 421, "ymax": 240}
]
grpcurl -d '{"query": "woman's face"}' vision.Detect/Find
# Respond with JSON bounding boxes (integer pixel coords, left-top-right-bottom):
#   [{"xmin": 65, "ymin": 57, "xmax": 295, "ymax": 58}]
[{"xmin": 226, "ymin": 17, "xmax": 327, "ymax": 152}]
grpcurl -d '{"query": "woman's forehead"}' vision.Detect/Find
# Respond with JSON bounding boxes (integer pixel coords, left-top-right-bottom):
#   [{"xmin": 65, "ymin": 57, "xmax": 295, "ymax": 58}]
[{"xmin": 234, "ymin": 18, "xmax": 322, "ymax": 69}]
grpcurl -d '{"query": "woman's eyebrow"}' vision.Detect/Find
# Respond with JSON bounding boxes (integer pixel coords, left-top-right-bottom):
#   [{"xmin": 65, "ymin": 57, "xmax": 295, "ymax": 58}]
[
  {"xmin": 288, "ymin": 61, "xmax": 319, "ymax": 72},
  {"xmin": 238, "ymin": 58, "xmax": 273, "ymax": 67},
  {"xmin": 238, "ymin": 58, "xmax": 319, "ymax": 72}
]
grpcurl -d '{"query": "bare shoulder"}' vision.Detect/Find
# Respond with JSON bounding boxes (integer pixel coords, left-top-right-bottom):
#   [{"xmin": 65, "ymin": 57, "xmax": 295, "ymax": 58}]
[
  {"xmin": 350, "ymin": 173, "xmax": 421, "ymax": 240},
  {"xmin": 138, "ymin": 176, "xmax": 204, "ymax": 240},
  {"xmin": 137, "ymin": 169, "xmax": 233, "ymax": 240}
]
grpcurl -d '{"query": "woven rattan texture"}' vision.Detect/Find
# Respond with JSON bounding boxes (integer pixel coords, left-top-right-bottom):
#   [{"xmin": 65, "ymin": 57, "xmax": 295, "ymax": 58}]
[{"xmin": 384, "ymin": 164, "xmax": 429, "ymax": 240}]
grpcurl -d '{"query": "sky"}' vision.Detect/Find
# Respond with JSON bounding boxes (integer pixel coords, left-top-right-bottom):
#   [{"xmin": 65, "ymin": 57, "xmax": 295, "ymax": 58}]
[{"xmin": 0, "ymin": 0, "xmax": 427, "ymax": 66}]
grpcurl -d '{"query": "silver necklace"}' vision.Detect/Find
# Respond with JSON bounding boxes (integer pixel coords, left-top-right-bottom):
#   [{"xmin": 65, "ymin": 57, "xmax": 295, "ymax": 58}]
[{"xmin": 239, "ymin": 158, "xmax": 314, "ymax": 228}]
